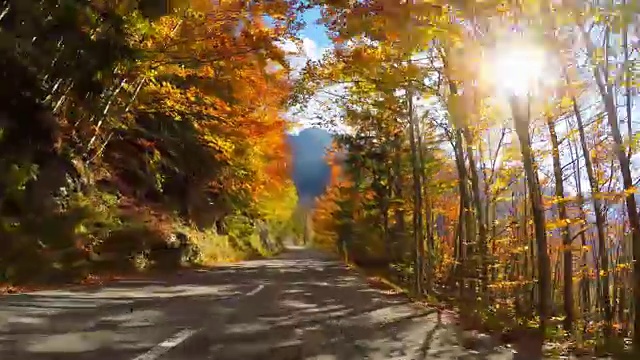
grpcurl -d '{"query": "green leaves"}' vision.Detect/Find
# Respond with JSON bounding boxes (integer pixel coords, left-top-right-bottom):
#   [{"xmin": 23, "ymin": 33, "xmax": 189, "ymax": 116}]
[{"xmin": 6, "ymin": 163, "xmax": 39, "ymax": 193}]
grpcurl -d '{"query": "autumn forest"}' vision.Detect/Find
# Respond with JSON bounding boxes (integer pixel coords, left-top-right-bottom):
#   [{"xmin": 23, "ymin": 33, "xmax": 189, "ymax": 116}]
[
  {"xmin": 1, "ymin": 0, "xmax": 640, "ymax": 358},
  {"xmin": 304, "ymin": 0, "xmax": 640, "ymax": 356},
  {"xmin": 0, "ymin": 0, "xmax": 302, "ymax": 285}
]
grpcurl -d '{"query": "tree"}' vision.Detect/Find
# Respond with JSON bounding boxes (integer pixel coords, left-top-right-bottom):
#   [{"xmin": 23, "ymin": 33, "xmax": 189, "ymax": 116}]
[{"xmin": 0, "ymin": 0, "xmax": 305, "ymax": 283}]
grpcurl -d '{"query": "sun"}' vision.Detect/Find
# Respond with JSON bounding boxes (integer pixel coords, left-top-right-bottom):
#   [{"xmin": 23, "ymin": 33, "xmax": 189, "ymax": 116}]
[{"xmin": 480, "ymin": 39, "xmax": 549, "ymax": 98}]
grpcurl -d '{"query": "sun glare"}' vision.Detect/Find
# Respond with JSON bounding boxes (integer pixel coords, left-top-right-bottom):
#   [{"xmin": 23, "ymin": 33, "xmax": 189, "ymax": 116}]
[{"xmin": 480, "ymin": 41, "xmax": 548, "ymax": 98}]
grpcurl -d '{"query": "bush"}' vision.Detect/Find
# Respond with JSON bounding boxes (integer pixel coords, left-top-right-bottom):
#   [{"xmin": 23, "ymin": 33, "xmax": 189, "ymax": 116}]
[
  {"xmin": 0, "ymin": 182, "xmax": 290, "ymax": 285},
  {"xmin": 187, "ymin": 217, "xmax": 282, "ymax": 266}
]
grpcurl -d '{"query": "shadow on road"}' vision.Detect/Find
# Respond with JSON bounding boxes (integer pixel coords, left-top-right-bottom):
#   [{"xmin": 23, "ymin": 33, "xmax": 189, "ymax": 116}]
[{"xmin": 0, "ymin": 247, "xmax": 512, "ymax": 359}]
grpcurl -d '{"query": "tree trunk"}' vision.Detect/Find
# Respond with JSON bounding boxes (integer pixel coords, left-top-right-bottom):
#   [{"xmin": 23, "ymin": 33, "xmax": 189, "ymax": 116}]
[
  {"xmin": 417, "ymin": 117, "xmax": 434, "ymax": 291},
  {"xmin": 447, "ymin": 79, "xmax": 475, "ymax": 297},
  {"xmin": 567, "ymin": 116, "xmax": 591, "ymax": 317},
  {"xmin": 579, "ymin": 21, "xmax": 633, "ymax": 341},
  {"xmin": 382, "ymin": 163, "xmax": 392, "ymax": 259},
  {"xmin": 600, "ymin": 85, "xmax": 639, "ymax": 347},
  {"xmin": 511, "ymin": 95, "xmax": 551, "ymax": 337},
  {"xmin": 566, "ymin": 72, "xmax": 611, "ymax": 335},
  {"xmin": 393, "ymin": 134, "xmax": 407, "ymax": 258},
  {"xmin": 408, "ymin": 88, "xmax": 424, "ymax": 297},
  {"xmin": 463, "ymin": 126, "xmax": 488, "ymax": 295},
  {"xmin": 452, "ymin": 129, "xmax": 469, "ymax": 295},
  {"xmin": 545, "ymin": 113, "xmax": 574, "ymax": 333},
  {"xmin": 623, "ymin": 3, "xmax": 633, "ymax": 160}
]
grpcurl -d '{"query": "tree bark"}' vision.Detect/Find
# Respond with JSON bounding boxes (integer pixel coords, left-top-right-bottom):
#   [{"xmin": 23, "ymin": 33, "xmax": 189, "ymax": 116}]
[
  {"xmin": 393, "ymin": 133, "xmax": 407, "ymax": 258},
  {"xmin": 567, "ymin": 115, "xmax": 591, "ymax": 317},
  {"xmin": 545, "ymin": 113, "xmax": 574, "ymax": 333},
  {"xmin": 452, "ymin": 128, "xmax": 470, "ymax": 295},
  {"xmin": 408, "ymin": 87, "xmax": 424, "ymax": 297},
  {"xmin": 463, "ymin": 126, "xmax": 488, "ymax": 295},
  {"xmin": 511, "ymin": 95, "xmax": 551, "ymax": 337},
  {"xmin": 417, "ymin": 117, "xmax": 434, "ymax": 291}
]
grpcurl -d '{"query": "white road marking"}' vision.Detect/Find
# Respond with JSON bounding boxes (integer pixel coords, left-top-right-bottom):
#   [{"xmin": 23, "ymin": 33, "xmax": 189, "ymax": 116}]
[
  {"xmin": 132, "ymin": 328, "xmax": 198, "ymax": 360},
  {"xmin": 245, "ymin": 285, "xmax": 264, "ymax": 296}
]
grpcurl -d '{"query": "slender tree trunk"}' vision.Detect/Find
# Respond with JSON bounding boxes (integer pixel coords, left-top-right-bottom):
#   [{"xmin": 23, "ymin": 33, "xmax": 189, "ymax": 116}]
[
  {"xmin": 408, "ymin": 88, "xmax": 424, "ymax": 297},
  {"xmin": 623, "ymin": 3, "xmax": 633, "ymax": 160},
  {"xmin": 453, "ymin": 207, "xmax": 462, "ymax": 275},
  {"xmin": 601, "ymin": 88, "xmax": 639, "ymax": 346},
  {"xmin": 451, "ymin": 130, "xmax": 469, "ymax": 294},
  {"xmin": 511, "ymin": 191, "xmax": 523, "ymax": 315},
  {"xmin": 619, "ymin": 214, "xmax": 629, "ymax": 334},
  {"xmin": 417, "ymin": 119, "xmax": 434, "ymax": 291},
  {"xmin": 621, "ymin": 6, "xmax": 637, "ymax": 343},
  {"xmin": 392, "ymin": 134, "xmax": 407, "ymax": 259},
  {"xmin": 567, "ymin": 116, "xmax": 591, "ymax": 317},
  {"xmin": 372, "ymin": 162, "xmax": 389, "ymax": 258},
  {"xmin": 446, "ymin": 78, "xmax": 477, "ymax": 297},
  {"xmin": 511, "ymin": 95, "xmax": 551, "ymax": 337},
  {"xmin": 523, "ymin": 176, "xmax": 533, "ymax": 313},
  {"xmin": 613, "ymin": 229, "xmax": 624, "ymax": 331},
  {"xmin": 383, "ymin": 163, "xmax": 392, "ymax": 258},
  {"xmin": 566, "ymin": 72, "xmax": 612, "ymax": 336},
  {"xmin": 579, "ymin": 20, "xmax": 635, "ymax": 342},
  {"xmin": 545, "ymin": 114, "xmax": 574, "ymax": 333},
  {"xmin": 479, "ymin": 135, "xmax": 496, "ymax": 286},
  {"xmin": 524, "ymin": 173, "xmax": 537, "ymax": 313}
]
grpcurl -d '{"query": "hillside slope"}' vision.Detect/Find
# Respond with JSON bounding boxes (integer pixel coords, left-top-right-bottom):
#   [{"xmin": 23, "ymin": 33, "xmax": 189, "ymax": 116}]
[{"xmin": 288, "ymin": 128, "xmax": 333, "ymax": 206}]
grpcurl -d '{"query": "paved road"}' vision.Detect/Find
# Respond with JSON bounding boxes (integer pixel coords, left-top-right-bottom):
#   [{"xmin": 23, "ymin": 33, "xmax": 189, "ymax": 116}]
[{"xmin": 0, "ymin": 247, "xmax": 514, "ymax": 359}]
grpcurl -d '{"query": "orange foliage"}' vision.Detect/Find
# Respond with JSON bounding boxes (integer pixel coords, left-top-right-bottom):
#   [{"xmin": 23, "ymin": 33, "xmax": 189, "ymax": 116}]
[{"xmin": 131, "ymin": 0, "xmax": 297, "ymax": 206}]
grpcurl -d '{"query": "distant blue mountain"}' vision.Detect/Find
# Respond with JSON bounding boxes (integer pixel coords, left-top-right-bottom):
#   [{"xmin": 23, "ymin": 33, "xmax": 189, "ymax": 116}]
[{"xmin": 287, "ymin": 127, "xmax": 333, "ymax": 205}]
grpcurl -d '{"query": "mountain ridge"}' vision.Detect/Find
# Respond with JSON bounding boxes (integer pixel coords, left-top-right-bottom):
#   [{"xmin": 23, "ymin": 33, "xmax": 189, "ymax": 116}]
[{"xmin": 287, "ymin": 127, "xmax": 333, "ymax": 206}]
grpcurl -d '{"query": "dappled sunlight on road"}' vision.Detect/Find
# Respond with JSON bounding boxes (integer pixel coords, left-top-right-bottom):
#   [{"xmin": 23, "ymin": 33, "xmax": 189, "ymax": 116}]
[{"xmin": 0, "ymin": 247, "xmax": 514, "ymax": 359}]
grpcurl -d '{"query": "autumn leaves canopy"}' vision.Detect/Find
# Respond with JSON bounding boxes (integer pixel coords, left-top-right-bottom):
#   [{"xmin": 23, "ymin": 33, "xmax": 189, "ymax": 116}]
[{"xmin": 303, "ymin": 0, "xmax": 640, "ymax": 355}]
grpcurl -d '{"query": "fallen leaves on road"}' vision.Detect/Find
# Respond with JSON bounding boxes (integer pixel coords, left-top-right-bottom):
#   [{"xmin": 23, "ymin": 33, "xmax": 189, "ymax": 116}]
[
  {"xmin": 366, "ymin": 276, "xmax": 403, "ymax": 294},
  {"xmin": 78, "ymin": 273, "xmax": 129, "ymax": 286},
  {"xmin": 0, "ymin": 284, "xmax": 21, "ymax": 295},
  {"xmin": 1, "ymin": 272, "xmax": 147, "ymax": 295}
]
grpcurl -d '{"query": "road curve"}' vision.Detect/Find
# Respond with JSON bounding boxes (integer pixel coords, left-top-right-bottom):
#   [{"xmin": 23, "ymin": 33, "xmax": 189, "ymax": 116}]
[{"xmin": 0, "ymin": 246, "xmax": 513, "ymax": 359}]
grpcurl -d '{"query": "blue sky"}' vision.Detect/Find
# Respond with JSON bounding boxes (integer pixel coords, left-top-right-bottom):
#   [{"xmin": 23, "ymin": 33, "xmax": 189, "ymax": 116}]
[
  {"xmin": 299, "ymin": 8, "xmax": 330, "ymax": 50},
  {"xmin": 284, "ymin": 7, "xmax": 347, "ymax": 133}
]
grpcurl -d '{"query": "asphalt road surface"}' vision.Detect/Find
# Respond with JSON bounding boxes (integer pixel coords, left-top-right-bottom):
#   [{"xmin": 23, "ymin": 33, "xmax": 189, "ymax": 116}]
[{"xmin": 0, "ymin": 246, "xmax": 515, "ymax": 359}]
